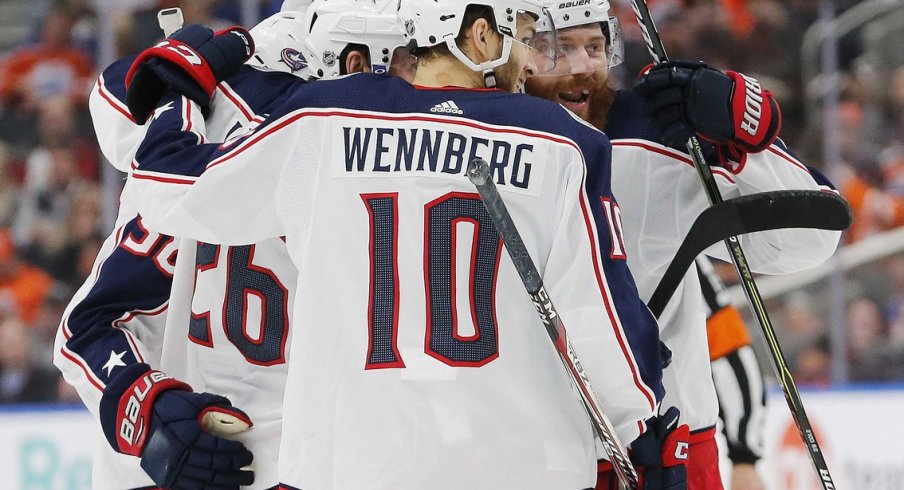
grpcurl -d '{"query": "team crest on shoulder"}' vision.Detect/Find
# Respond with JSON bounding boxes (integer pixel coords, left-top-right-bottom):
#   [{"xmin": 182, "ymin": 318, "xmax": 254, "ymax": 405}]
[{"xmin": 280, "ymin": 48, "xmax": 307, "ymax": 73}]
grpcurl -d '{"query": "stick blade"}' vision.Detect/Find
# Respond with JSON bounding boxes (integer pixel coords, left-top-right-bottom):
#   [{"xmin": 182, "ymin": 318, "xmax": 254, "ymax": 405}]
[{"xmin": 648, "ymin": 190, "xmax": 851, "ymax": 317}]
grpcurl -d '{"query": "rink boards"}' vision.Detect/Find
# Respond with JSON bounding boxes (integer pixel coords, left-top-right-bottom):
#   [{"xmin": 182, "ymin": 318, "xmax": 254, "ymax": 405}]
[{"xmin": 1, "ymin": 385, "xmax": 902, "ymax": 489}]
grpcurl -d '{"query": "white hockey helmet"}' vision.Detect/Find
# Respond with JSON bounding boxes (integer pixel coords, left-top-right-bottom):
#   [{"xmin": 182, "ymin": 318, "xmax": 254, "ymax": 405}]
[
  {"xmin": 301, "ymin": 0, "xmax": 408, "ymax": 80},
  {"xmin": 248, "ymin": 11, "xmax": 314, "ymax": 79},
  {"xmin": 538, "ymin": 0, "xmax": 623, "ymax": 69},
  {"xmin": 397, "ymin": 0, "xmax": 556, "ymax": 81},
  {"xmin": 281, "ymin": 0, "xmax": 314, "ymax": 12}
]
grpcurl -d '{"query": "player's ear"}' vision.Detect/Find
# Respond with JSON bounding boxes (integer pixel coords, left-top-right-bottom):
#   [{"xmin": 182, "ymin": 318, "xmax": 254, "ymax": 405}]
[
  {"xmin": 346, "ymin": 50, "xmax": 369, "ymax": 75},
  {"xmin": 468, "ymin": 18, "xmax": 499, "ymax": 63}
]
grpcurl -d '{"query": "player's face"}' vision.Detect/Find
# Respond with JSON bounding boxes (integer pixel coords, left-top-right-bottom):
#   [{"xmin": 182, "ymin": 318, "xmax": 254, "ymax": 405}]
[
  {"xmin": 525, "ymin": 24, "xmax": 611, "ymax": 121},
  {"xmin": 495, "ymin": 13, "xmax": 540, "ymax": 93},
  {"xmin": 389, "ymin": 46, "xmax": 418, "ymax": 83}
]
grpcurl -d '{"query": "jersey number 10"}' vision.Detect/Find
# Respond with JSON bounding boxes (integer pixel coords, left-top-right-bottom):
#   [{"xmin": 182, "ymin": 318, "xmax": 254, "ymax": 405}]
[{"xmin": 363, "ymin": 192, "xmax": 503, "ymax": 369}]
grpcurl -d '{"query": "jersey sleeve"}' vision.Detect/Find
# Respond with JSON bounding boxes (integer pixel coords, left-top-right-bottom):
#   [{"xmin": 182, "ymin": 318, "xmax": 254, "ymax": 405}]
[
  {"xmin": 543, "ymin": 138, "xmax": 659, "ymax": 444},
  {"xmin": 703, "ymin": 139, "xmax": 842, "ymax": 274},
  {"xmin": 696, "ymin": 257, "xmax": 766, "ymax": 463},
  {"xmin": 612, "ymin": 137, "xmax": 842, "ymax": 278},
  {"xmin": 88, "ymin": 57, "xmax": 146, "ymax": 173},
  {"xmin": 126, "ymin": 90, "xmax": 308, "ymax": 245},
  {"xmin": 53, "ymin": 214, "xmax": 177, "ymax": 421}
]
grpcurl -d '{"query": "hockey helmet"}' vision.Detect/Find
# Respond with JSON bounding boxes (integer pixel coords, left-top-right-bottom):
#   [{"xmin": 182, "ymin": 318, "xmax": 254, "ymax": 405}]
[
  {"xmin": 535, "ymin": 0, "xmax": 623, "ymax": 74},
  {"xmin": 281, "ymin": 0, "xmax": 314, "ymax": 12},
  {"xmin": 301, "ymin": 0, "xmax": 410, "ymax": 80},
  {"xmin": 248, "ymin": 11, "xmax": 314, "ymax": 79},
  {"xmin": 396, "ymin": 0, "xmax": 559, "ymax": 80}
]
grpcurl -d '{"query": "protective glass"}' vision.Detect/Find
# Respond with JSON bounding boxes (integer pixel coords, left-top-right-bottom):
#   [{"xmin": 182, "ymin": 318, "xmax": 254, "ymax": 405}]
[
  {"xmin": 606, "ymin": 17, "xmax": 624, "ymax": 68},
  {"xmin": 529, "ymin": 17, "xmax": 623, "ymax": 77},
  {"xmin": 520, "ymin": 8, "xmax": 559, "ymax": 75}
]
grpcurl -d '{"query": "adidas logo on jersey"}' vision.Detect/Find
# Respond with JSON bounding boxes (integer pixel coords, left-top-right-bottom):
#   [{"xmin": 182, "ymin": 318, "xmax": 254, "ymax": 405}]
[{"xmin": 430, "ymin": 101, "xmax": 463, "ymax": 115}]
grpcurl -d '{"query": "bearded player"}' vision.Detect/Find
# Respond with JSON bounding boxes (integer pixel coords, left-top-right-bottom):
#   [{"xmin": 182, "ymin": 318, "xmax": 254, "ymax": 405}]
[{"xmin": 525, "ymin": 1, "xmax": 840, "ymax": 488}]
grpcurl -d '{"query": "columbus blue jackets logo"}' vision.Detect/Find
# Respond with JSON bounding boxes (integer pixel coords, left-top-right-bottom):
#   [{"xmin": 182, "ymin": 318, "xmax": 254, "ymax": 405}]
[{"xmin": 280, "ymin": 48, "xmax": 307, "ymax": 73}]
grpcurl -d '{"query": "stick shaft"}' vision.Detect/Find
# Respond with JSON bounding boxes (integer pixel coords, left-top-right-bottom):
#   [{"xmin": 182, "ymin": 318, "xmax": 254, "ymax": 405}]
[{"xmin": 467, "ymin": 159, "xmax": 638, "ymax": 490}]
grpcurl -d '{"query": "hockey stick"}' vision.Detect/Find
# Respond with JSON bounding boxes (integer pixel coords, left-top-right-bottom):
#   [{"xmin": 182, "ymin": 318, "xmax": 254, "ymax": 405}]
[
  {"xmin": 467, "ymin": 158, "xmax": 638, "ymax": 490},
  {"xmin": 156, "ymin": 5, "xmax": 254, "ymax": 443},
  {"xmin": 629, "ymin": 1, "xmax": 838, "ymax": 487},
  {"xmin": 158, "ymin": 8, "xmax": 184, "ymax": 37},
  {"xmin": 648, "ymin": 190, "xmax": 852, "ymax": 318}
]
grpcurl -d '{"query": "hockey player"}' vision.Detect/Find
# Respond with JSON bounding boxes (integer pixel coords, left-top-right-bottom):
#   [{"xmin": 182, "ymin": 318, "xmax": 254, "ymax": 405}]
[
  {"xmin": 54, "ymin": 2, "xmax": 412, "ymax": 489},
  {"xmin": 523, "ymin": 1, "xmax": 841, "ymax": 488},
  {"xmin": 113, "ymin": 1, "xmax": 693, "ymax": 488}
]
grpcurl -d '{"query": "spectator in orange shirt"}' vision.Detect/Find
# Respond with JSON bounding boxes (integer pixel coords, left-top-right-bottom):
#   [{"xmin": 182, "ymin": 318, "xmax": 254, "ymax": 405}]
[
  {"xmin": 0, "ymin": 229, "xmax": 53, "ymax": 326},
  {"xmin": 0, "ymin": 3, "xmax": 94, "ymax": 110}
]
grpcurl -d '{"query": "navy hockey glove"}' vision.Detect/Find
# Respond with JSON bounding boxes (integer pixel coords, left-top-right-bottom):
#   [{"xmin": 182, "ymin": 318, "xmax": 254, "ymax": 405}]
[
  {"xmin": 99, "ymin": 364, "xmax": 255, "ymax": 490},
  {"xmin": 633, "ymin": 61, "xmax": 781, "ymax": 156},
  {"xmin": 125, "ymin": 24, "xmax": 254, "ymax": 123},
  {"xmin": 631, "ymin": 406, "xmax": 689, "ymax": 490}
]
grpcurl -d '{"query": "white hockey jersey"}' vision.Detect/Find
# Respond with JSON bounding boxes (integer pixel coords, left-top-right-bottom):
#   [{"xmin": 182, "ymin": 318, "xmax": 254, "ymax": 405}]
[
  {"xmin": 124, "ymin": 73, "xmax": 664, "ymax": 490},
  {"xmin": 54, "ymin": 60, "xmax": 303, "ymax": 490}
]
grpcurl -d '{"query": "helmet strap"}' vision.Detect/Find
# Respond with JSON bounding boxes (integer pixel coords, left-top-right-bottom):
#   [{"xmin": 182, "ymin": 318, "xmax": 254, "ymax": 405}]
[{"xmin": 483, "ymin": 69, "xmax": 497, "ymax": 89}]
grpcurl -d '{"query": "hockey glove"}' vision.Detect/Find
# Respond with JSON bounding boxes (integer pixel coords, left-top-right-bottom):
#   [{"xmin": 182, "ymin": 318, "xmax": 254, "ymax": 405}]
[
  {"xmin": 633, "ymin": 61, "xmax": 781, "ymax": 156},
  {"xmin": 125, "ymin": 24, "xmax": 254, "ymax": 123},
  {"xmin": 99, "ymin": 363, "xmax": 255, "ymax": 490},
  {"xmin": 631, "ymin": 406, "xmax": 689, "ymax": 490}
]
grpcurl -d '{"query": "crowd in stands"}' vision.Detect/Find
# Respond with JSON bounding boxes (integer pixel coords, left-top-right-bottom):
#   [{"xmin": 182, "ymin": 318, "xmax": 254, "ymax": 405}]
[{"xmin": 0, "ymin": 0, "xmax": 900, "ymax": 406}]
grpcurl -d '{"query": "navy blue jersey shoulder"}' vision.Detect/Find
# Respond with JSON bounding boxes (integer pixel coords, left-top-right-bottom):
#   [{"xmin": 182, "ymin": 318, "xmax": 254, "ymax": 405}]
[
  {"xmin": 99, "ymin": 56, "xmax": 137, "ymax": 106},
  {"xmin": 284, "ymin": 73, "xmax": 609, "ymax": 154},
  {"xmin": 806, "ymin": 165, "xmax": 837, "ymax": 190},
  {"xmin": 134, "ymin": 66, "xmax": 305, "ymax": 176},
  {"xmin": 222, "ymin": 65, "xmax": 305, "ymax": 115},
  {"xmin": 605, "ymin": 89, "xmax": 734, "ymax": 165}
]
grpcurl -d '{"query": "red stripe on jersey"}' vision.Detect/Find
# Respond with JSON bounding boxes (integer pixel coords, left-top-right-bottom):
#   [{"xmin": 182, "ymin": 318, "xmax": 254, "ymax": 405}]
[
  {"xmin": 181, "ymin": 96, "xmax": 206, "ymax": 145},
  {"xmin": 218, "ymin": 81, "xmax": 255, "ymax": 122},
  {"xmin": 97, "ymin": 75, "xmax": 136, "ymax": 123},
  {"xmin": 59, "ymin": 347, "xmax": 105, "ymax": 391},
  {"xmin": 767, "ymin": 145, "xmax": 809, "ymax": 173},
  {"xmin": 113, "ymin": 303, "xmax": 168, "ymax": 334},
  {"xmin": 579, "ymin": 186, "xmax": 657, "ymax": 411},
  {"xmin": 413, "ymin": 85, "xmax": 503, "ymax": 93},
  {"xmin": 612, "ymin": 140, "xmax": 737, "ymax": 183},
  {"xmin": 208, "ymin": 109, "xmax": 585, "ymax": 171},
  {"xmin": 131, "ymin": 170, "xmax": 198, "ymax": 185}
]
